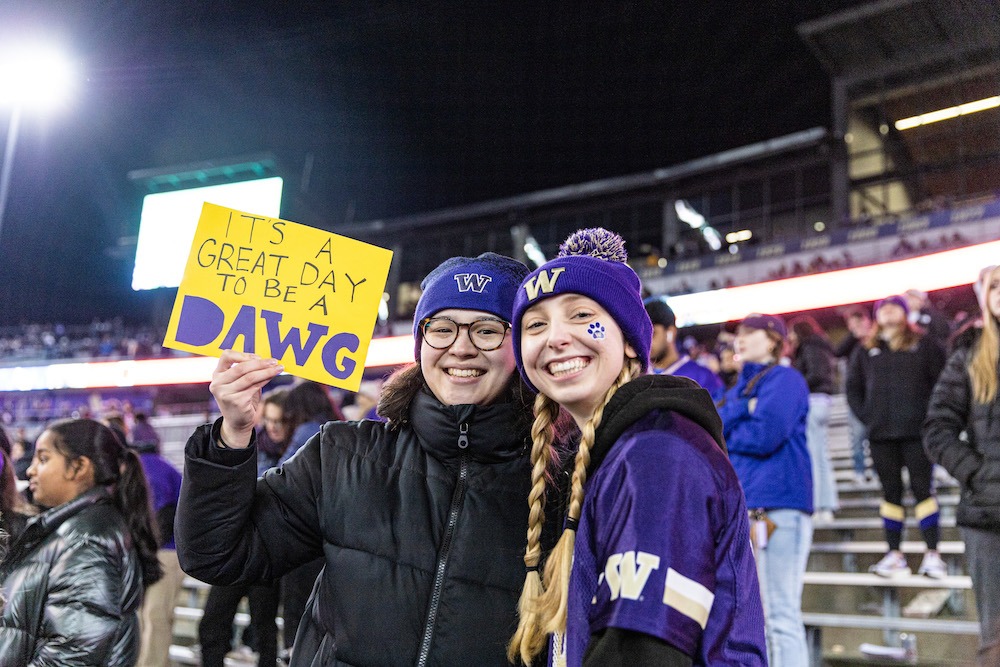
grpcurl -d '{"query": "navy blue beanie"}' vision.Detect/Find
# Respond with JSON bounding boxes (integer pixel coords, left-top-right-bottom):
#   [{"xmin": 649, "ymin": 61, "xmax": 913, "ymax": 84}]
[
  {"xmin": 412, "ymin": 252, "xmax": 529, "ymax": 360},
  {"xmin": 512, "ymin": 228, "xmax": 652, "ymax": 392}
]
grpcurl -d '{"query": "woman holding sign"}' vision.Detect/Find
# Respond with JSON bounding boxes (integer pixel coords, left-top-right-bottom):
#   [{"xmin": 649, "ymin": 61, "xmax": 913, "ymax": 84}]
[{"xmin": 176, "ymin": 253, "xmax": 558, "ymax": 666}]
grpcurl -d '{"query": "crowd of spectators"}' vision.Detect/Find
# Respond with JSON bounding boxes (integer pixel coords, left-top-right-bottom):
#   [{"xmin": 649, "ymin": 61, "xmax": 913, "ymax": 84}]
[{"xmin": 0, "ymin": 318, "xmax": 167, "ymax": 363}]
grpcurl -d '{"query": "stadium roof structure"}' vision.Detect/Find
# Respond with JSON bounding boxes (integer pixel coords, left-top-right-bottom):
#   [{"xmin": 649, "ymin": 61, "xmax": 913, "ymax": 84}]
[{"xmin": 797, "ymin": 0, "xmax": 1000, "ymax": 87}]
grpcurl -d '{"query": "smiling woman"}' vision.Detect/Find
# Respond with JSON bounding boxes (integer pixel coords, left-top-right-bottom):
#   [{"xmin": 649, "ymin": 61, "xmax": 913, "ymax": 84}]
[
  {"xmin": 174, "ymin": 252, "xmax": 572, "ymax": 667},
  {"xmin": 508, "ymin": 228, "xmax": 766, "ymax": 667}
]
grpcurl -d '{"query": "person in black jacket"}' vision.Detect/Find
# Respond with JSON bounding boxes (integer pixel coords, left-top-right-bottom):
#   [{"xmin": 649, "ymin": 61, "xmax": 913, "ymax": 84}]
[
  {"xmin": 924, "ymin": 264, "xmax": 1000, "ymax": 665},
  {"xmin": 176, "ymin": 252, "xmax": 551, "ymax": 667},
  {"xmin": 788, "ymin": 315, "xmax": 840, "ymax": 522},
  {"xmin": 847, "ymin": 295, "xmax": 946, "ymax": 579},
  {"xmin": 834, "ymin": 307, "xmax": 874, "ymax": 482},
  {"xmin": 0, "ymin": 419, "xmax": 162, "ymax": 666}
]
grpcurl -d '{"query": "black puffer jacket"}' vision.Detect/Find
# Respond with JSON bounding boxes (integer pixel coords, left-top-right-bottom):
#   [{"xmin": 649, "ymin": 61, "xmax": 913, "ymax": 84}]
[
  {"xmin": 0, "ymin": 486, "xmax": 144, "ymax": 666},
  {"xmin": 847, "ymin": 335, "xmax": 946, "ymax": 441},
  {"xmin": 176, "ymin": 389, "xmax": 537, "ymax": 667},
  {"xmin": 792, "ymin": 336, "xmax": 837, "ymax": 395},
  {"xmin": 924, "ymin": 345, "xmax": 1000, "ymax": 529}
]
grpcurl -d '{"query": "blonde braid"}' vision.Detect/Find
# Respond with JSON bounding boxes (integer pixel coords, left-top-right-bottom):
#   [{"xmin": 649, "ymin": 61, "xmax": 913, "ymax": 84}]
[
  {"xmin": 536, "ymin": 357, "xmax": 641, "ymax": 637},
  {"xmin": 508, "ymin": 392, "xmax": 562, "ymax": 664}
]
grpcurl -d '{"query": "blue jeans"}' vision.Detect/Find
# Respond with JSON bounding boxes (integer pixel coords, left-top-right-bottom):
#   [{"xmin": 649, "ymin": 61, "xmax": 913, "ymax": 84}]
[
  {"xmin": 848, "ymin": 407, "xmax": 868, "ymax": 475},
  {"xmin": 807, "ymin": 393, "xmax": 839, "ymax": 511},
  {"xmin": 757, "ymin": 509, "xmax": 813, "ymax": 667}
]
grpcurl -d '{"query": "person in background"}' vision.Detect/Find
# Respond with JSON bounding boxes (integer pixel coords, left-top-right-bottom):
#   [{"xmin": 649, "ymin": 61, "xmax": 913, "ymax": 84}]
[
  {"xmin": 847, "ymin": 295, "xmax": 947, "ymax": 578},
  {"xmin": 904, "ymin": 288, "xmax": 952, "ymax": 349},
  {"xmin": 788, "ymin": 315, "xmax": 840, "ymax": 523},
  {"xmin": 176, "ymin": 252, "xmax": 547, "ymax": 667},
  {"xmin": 0, "ymin": 427, "xmax": 31, "ymax": 556},
  {"xmin": 197, "ymin": 389, "xmax": 288, "ymax": 667},
  {"xmin": 835, "ymin": 307, "xmax": 874, "ymax": 483},
  {"xmin": 924, "ymin": 265, "xmax": 1000, "ymax": 665},
  {"xmin": 508, "ymin": 229, "xmax": 765, "ymax": 666},
  {"xmin": 273, "ymin": 381, "xmax": 344, "ymax": 660},
  {"xmin": 129, "ymin": 415, "xmax": 185, "ymax": 667},
  {"xmin": 716, "ymin": 313, "xmax": 812, "ymax": 666},
  {"xmin": 643, "ymin": 295, "xmax": 724, "ymax": 396},
  {"xmin": 10, "ymin": 427, "xmax": 33, "ymax": 481},
  {"xmin": 0, "ymin": 419, "xmax": 162, "ymax": 666}
]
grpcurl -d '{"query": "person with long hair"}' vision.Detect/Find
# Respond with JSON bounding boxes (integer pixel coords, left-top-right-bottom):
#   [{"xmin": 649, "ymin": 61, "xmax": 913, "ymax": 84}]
[
  {"xmin": 717, "ymin": 313, "xmax": 813, "ymax": 666},
  {"xmin": 0, "ymin": 419, "xmax": 162, "ymax": 666},
  {"xmin": 177, "ymin": 253, "xmax": 556, "ymax": 666},
  {"xmin": 507, "ymin": 228, "xmax": 765, "ymax": 666},
  {"xmin": 924, "ymin": 265, "xmax": 1000, "ymax": 665},
  {"xmin": 847, "ymin": 295, "xmax": 946, "ymax": 578},
  {"xmin": 0, "ymin": 427, "xmax": 31, "ymax": 557},
  {"xmin": 788, "ymin": 314, "xmax": 840, "ymax": 522}
]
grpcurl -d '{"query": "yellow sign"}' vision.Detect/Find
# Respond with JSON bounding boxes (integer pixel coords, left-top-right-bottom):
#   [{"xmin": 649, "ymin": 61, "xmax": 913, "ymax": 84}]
[{"xmin": 163, "ymin": 203, "xmax": 393, "ymax": 391}]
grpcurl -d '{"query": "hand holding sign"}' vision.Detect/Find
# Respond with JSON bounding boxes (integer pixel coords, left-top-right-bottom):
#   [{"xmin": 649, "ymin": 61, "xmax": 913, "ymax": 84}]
[{"xmin": 163, "ymin": 203, "xmax": 393, "ymax": 391}]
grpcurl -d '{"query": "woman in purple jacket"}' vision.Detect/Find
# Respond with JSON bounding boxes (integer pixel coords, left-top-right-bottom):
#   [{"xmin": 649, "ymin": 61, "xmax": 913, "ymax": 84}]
[{"xmin": 507, "ymin": 228, "xmax": 765, "ymax": 667}]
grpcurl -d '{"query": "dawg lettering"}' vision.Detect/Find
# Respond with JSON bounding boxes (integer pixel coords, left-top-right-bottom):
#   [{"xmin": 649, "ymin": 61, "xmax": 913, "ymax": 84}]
[
  {"xmin": 522, "ymin": 267, "xmax": 565, "ymax": 300},
  {"xmin": 453, "ymin": 273, "xmax": 492, "ymax": 293},
  {"xmin": 594, "ymin": 550, "xmax": 715, "ymax": 629}
]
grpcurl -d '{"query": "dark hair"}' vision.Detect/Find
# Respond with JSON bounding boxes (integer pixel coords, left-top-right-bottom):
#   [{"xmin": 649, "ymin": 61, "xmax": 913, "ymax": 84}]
[
  {"xmin": 377, "ymin": 362, "xmax": 535, "ymax": 435},
  {"xmin": 788, "ymin": 315, "xmax": 829, "ymax": 344},
  {"xmin": 283, "ymin": 382, "xmax": 344, "ymax": 434},
  {"xmin": 263, "ymin": 386, "xmax": 289, "ymax": 409},
  {"xmin": 45, "ymin": 419, "xmax": 162, "ymax": 587}
]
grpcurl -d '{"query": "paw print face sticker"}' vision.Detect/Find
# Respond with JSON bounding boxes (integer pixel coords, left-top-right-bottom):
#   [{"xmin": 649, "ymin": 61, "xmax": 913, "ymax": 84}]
[{"xmin": 588, "ymin": 322, "xmax": 606, "ymax": 340}]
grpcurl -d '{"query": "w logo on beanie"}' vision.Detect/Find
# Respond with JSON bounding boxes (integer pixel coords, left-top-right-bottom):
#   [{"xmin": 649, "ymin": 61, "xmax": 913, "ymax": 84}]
[
  {"xmin": 522, "ymin": 268, "xmax": 566, "ymax": 300},
  {"xmin": 453, "ymin": 273, "xmax": 493, "ymax": 293}
]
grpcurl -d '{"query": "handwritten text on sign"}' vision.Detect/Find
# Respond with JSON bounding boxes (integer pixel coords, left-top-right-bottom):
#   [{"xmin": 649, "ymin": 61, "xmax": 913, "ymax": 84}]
[{"xmin": 163, "ymin": 203, "xmax": 393, "ymax": 391}]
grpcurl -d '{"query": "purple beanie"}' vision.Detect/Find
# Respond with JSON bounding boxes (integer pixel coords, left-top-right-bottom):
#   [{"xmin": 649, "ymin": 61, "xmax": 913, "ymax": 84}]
[
  {"xmin": 512, "ymin": 228, "xmax": 652, "ymax": 392},
  {"xmin": 412, "ymin": 252, "xmax": 529, "ymax": 360},
  {"xmin": 873, "ymin": 295, "xmax": 909, "ymax": 318},
  {"xmin": 739, "ymin": 313, "xmax": 787, "ymax": 339}
]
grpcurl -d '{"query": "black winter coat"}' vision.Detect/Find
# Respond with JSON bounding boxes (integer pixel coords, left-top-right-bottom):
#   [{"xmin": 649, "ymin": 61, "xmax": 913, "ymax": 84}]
[
  {"xmin": 176, "ymin": 389, "xmax": 537, "ymax": 667},
  {"xmin": 792, "ymin": 336, "xmax": 837, "ymax": 395},
  {"xmin": 924, "ymin": 345, "xmax": 1000, "ymax": 529},
  {"xmin": 847, "ymin": 335, "xmax": 946, "ymax": 441},
  {"xmin": 0, "ymin": 486, "xmax": 144, "ymax": 667}
]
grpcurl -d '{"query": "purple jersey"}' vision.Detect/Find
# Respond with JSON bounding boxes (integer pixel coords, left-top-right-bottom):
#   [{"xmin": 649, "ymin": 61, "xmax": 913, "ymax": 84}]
[
  {"xmin": 653, "ymin": 355, "xmax": 725, "ymax": 398},
  {"xmin": 552, "ymin": 411, "xmax": 766, "ymax": 666}
]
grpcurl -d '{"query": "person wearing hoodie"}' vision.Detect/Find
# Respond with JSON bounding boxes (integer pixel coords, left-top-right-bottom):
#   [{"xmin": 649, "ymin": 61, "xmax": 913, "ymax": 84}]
[
  {"xmin": 507, "ymin": 228, "xmax": 765, "ymax": 667},
  {"xmin": 175, "ymin": 252, "xmax": 555, "ymax": 667},
  {"xmin": 716, "ymin": 313, "xmax": 812, "ymax": 666}
]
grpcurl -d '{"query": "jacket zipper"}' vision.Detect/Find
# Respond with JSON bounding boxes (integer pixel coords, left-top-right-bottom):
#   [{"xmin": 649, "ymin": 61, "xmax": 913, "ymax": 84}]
[{"xmin": 416, "ymin": 423, "xmax": 470, "ymax": 667}]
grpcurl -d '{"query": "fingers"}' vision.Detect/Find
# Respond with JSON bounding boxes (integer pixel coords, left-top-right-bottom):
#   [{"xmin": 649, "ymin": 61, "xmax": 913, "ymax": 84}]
[{"xmin": 211, "ymin": 350, "xmax": 284, "ymax": 395}]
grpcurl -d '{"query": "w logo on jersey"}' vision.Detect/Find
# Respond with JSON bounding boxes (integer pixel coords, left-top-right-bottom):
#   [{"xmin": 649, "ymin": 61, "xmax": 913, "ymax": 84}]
[
  {"xmin": 522, "ymin": 267, "xmax": 565, "ymax": 301},
  {"xmin": 454, "ymin": 273, "xmax": 492, "ymax": 293}
]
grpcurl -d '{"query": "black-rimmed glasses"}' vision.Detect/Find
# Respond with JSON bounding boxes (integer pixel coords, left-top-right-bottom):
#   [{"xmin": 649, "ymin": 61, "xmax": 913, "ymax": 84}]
[{"xmin": 420, "ymin": 316, "xmax": 511, "ymax": 351}]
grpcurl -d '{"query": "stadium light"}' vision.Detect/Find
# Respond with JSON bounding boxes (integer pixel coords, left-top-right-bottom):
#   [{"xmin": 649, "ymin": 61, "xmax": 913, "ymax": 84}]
[
  {"xmin": 894, "ymin": 95, "xmax": 1000, "ymax": 131},
  {"xmin": 0, "ymin": 41, "xmax": 76, "ymax": 246}
]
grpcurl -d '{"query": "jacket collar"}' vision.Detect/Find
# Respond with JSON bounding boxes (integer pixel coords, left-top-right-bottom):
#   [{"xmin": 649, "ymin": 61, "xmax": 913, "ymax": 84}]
[
  {"xmin": 408, "ymin": 387, "xmax": 528, "ymax": 463},
  {"xmin": 2, "ymin": 486, "xmax": 113, "ymax": 574},
  {"xmin": 589, "ymin": 374, "xmax": 726, "ymax": 474}
]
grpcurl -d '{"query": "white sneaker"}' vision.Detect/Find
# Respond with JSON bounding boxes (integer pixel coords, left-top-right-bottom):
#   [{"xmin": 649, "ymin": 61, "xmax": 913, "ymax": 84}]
[
  {"xmin": 918, "ymin": 550, "xmax": 947, "ymax": 579},
  {"xmin": 813, "ymin": 510, "xmax": 835, "ymax": 524},
  {"xmin": 870, "ymin": 551, "xmax": 911, "ymax": 578}
]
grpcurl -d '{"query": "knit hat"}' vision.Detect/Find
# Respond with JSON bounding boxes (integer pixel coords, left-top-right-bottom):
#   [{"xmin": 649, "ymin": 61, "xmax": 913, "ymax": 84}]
[
  {"xmin": 643, "ymin": 296, "xmax": 676, "ymax": 329},
  {"xmin": 512, "ymin": 228, "xmax": 652, "ymax": 392},
  {"xmin": 412, "ymin": 252, "xmax": 530, "ymax": 360},
  {"xmin": 739, "ymin": 313, "xmax": 787, "ymax": 339},
  {"xmin": 873, "ymin": 295, "xmax": 909, "ymax": 318}
]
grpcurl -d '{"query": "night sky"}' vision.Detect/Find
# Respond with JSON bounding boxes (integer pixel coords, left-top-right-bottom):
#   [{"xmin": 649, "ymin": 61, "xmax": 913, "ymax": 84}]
[{"xmin": 0, "ymin": 1, "xmax": 869, "ymax": 325}]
